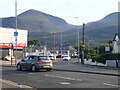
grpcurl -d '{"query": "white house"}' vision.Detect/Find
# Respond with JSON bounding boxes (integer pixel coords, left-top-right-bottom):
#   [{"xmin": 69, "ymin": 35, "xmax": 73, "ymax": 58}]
[{"xmin": 112, "ymin": 33, "xmax": 120, "ymax": 53}]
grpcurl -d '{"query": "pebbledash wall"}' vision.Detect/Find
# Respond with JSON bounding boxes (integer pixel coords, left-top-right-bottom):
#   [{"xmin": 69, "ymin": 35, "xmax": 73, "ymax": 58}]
[{"xmin": 0, "ymin": 27, "xmax": 28, "ymax": 59}]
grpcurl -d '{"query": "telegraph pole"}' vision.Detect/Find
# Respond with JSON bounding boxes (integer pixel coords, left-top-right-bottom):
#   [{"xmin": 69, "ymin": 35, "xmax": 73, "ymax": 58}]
[
  {"xmin": 75, "ymin": 17, "xmax": 80, "ymax": 63},
  {"xmin": 82, "ymin": 23, "xmax": 85, "ymax": 64}
]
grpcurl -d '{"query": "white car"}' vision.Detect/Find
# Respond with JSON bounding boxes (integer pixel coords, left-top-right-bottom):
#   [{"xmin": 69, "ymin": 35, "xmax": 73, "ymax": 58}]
[
  {"xmin": 49, "ymin": 56, "xmax": 54, "ymax": 60},
  {"xmin": 62, "ymin": 56, "xmax": 71, "ymax": 61}
]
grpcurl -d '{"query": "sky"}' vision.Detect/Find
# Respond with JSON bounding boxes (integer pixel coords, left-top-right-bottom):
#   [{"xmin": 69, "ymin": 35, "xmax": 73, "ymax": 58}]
[{"xmin": 0, "ymin": 0, "xmax": 119, "ymax": 25}]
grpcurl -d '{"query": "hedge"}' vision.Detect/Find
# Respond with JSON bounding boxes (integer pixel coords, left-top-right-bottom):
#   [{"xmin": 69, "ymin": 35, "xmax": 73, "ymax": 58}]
[{"xmin": 92, "ymin": 53, "xmax": 120, "ymax": 64}]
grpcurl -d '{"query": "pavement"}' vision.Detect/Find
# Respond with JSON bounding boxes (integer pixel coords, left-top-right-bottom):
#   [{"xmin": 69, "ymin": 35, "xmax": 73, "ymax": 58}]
[{"xmin": 54, "ymin": 60, "xmax": 119, "ymax": 76}]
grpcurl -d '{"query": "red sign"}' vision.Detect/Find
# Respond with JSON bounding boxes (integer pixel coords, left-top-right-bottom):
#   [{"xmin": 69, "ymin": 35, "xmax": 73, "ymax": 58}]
[{"xmin": 0, "ymin": 43, "xmax": 26, "ymax": 48}]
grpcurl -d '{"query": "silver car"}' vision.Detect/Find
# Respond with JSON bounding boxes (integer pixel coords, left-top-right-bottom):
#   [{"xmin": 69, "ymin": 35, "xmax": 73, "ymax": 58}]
[{"xmin": 17, "ymin": 55, "xmax": 53, "ymax": 72}]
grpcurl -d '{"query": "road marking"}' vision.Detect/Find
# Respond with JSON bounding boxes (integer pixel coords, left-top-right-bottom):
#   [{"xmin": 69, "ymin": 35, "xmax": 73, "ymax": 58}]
[
  {"xmin": 103, "ymin": 83, "xmax": 120, "ymax": 87},
  {"xmin": 0, "ymin": 79, "xmax": 34, "ymax": 89},
  {"xmin": 59, "ymin": 82, "xmax": 71, "ymax": 85},
  {"xmin": 28, "ymin": 73, "xmax": 34, "ymax": 74},
  {"xmin": 45, "ymin": 74, "xmax": 82, "ymax": 81}
]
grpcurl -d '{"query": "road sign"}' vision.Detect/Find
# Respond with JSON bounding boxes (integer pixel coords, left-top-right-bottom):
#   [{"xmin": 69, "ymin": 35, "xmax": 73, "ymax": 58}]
[
  {"xmin": 14, "ymin": 32, "xmax": 18, "ymax": 36},
  {"xmin": 105, "ymin": 47, "xmax": 110, "ymax": 51}
]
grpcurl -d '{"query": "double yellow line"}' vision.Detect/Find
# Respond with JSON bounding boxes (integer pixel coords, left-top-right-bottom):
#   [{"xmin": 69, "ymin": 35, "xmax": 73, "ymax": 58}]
[{"xmin": 0, "ymin": 79, "xmax": 37, "ymax": 90}]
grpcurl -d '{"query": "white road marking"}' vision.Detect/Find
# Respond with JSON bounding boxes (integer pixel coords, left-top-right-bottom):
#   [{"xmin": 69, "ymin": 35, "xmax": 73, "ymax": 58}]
[
  {"xmin": 28, "ymin": 73, "xmax": 34, "ymax": 74},
  {"xmin": 59, "ymin": 82, "xmax": 71, "ymax": 85},
  {"xmin": 45, "ymin": 74, "xmax": 82, "ymax": 81},
  {"xmin": 103, "ymin": 83, "xmax": 120, "ymax": 87}
]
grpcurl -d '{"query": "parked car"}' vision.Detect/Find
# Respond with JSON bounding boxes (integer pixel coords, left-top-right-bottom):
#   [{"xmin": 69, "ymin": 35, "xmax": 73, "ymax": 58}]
[
  {"xmin": 49, "ymin": 56, "xmax": 54, "ymax": 60},
  {"xmin": 17, "ymin": 55, "xmax": 53, "ymax": 72},
  {"xmin": 62, "ymin": 56, "xmax": 71, "ymax": 61}
]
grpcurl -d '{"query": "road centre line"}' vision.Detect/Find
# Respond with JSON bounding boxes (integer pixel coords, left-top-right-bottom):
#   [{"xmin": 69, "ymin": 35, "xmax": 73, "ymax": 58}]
[
  {"xmin": 45, "ymin": 74, "xmax": 82, "ymax": 81},
  {"xmin": 103, "ymin": 82, "xmax": 120, "ymax": 87}
]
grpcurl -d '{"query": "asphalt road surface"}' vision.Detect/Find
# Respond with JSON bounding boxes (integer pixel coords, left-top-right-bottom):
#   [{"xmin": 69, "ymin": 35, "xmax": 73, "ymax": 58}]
[{"xmin": 1, "ymin": 61, "xmax": 119, "ymax": 89}]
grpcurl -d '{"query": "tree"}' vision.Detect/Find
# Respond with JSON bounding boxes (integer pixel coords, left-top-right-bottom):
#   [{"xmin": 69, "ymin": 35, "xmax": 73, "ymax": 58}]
[
  {"xmin": 28, "ymin": 39, "xmax": 40, "ymax": 46},
  {"xmin": 73, "ymin": 41, "xmax": 97, "ymax": 59}
]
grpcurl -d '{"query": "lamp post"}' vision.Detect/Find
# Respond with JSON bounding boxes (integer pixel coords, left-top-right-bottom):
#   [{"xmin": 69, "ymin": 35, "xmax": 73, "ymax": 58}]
[
  {"xmin": 15, "ymin": 0, "xmax": 18, "ymax": 65},
  {"xmin": 75, "ymin": 17, "xmax": 80, "ymax": 63},
  {"xmin": 61, "ymin": 32, "xmax": 62, "ymax": 56},
  {"xmin": 53, "ymin": 32, "xmax": 56, "ymax": 60}
]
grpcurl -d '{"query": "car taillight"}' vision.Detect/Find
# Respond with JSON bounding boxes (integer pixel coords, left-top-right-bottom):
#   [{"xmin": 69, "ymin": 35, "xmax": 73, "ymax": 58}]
[{"xmin": 36, "ymin": 61, "xmax": 43, "ymax": 64}]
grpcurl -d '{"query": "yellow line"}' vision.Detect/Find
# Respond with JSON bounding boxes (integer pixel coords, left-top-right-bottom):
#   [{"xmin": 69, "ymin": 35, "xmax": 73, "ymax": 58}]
[{"xmin": 0, "ymin": 79, "xmax": 37, "ymax": 89}]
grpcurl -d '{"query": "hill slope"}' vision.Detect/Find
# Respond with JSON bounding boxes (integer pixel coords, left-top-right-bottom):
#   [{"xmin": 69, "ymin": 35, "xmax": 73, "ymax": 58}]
[
  {"xmin": 62, "ymin": 12, "xmax": 118, "ymax": 44},
  {"xmin": 1, "ymin": 9, "xmax": 72, "ymax": 32},
  {"xmin": 0, "ymin": 10, "xmax": 119, "ymax": 45}
]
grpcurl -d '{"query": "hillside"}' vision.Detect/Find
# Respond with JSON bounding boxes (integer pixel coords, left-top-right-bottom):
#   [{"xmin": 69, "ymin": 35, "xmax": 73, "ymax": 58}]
[
  {"xmin": 1, "ymin": 9, "xmax": 73, "ymax": 32},
  {"xmin": 61, "ymin": 12, "xmax": 118, "ymax": 44},
  {"xmin": 0, "ymin": 10, "xmax": 119, "ymax": 45}
]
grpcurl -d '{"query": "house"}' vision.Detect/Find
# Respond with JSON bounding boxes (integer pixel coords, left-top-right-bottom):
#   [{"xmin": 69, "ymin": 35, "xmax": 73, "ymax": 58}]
[{"xmin": 112, "ymin": 33, "xmax": 120, "ymax": 53}]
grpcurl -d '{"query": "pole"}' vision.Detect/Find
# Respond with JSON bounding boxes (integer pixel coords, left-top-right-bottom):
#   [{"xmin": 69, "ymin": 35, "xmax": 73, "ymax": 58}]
[
  {"xmin": 75, "ymin": 17, "xmax": 80, "ymax": 63},
  {"xmin": 11, "ymin": 43, "xmax": 13, "ymax": 65},
  {"xmin": 53, "ymin": 32, "xmax": 56, "ymax": 60},
  {"xmin": 15, "ymin": 0, "xmax": 18, "ymax": 65},
  {"xmin": 82, "ymin": 23, "xmax": 85, "ymax": 64},
  {"xmin": 61, "ymin": 32, "xmax": 62, "ymax": 56}
]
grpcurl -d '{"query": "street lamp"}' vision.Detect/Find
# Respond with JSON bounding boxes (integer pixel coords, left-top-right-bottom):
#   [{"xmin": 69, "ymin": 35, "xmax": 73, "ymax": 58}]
[
  {"xmin": 61, "ymin": 32, "xmax": 63, "ymax": 56},
  {"xmin": 75, "ymin": 17, "xmax": 80, "ymax": 63},
  {"xmin": 53, "ymin": 32, "xmax": 56, "ymax": 60},
  {"xmin": 15, "ymin": 0, "xmax": 18, "ymax": 65}
]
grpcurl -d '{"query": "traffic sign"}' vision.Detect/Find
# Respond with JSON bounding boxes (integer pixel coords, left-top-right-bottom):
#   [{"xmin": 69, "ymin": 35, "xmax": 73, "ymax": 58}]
[{"xmin": 14, "ymin": 32, "xmax": 18, "ymax": 36}]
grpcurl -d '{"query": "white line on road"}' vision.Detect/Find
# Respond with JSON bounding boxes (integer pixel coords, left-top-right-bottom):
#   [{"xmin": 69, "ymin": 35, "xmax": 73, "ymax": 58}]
[
  {"xmin": 45, "ymin": 74, "xmax": 82, "ymax": 81},
  {"xmin": 103, "ymin": 83, "xmax": 120, "ymax": 87},
  {"xmin": 28, "ymin": 73, "xmax": 34, "ymax": 74},
  {"xmin": 59, "ymin": 82, "xmax": 71, "ymax": 85}
]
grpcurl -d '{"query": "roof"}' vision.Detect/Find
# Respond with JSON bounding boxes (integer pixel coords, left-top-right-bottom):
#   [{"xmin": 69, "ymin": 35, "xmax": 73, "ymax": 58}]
[{"xmin": 113, "ymin": 33, "xmax": 120, "ymax": 41}]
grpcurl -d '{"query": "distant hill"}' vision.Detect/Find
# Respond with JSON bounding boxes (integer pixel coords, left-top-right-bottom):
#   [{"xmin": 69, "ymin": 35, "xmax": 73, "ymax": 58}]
[
  {"xmin": 61, "ymin": 12, "xmax": 118, "ymax": 44},
  {"xmin": 0, "ymin": 10, "xmax": 119, "ymax": 46},
  {"xmin": 1, "ymin": 9, "xmax": 73, "ymax": 32}
]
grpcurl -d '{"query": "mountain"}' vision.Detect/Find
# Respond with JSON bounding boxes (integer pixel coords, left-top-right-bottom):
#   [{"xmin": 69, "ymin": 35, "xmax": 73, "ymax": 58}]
[
  {"xmin": 0, "ymin": 10, "xmax": 119, "ymax": 45},
  {"xmin": 1, "ymin": 9, "xmax": 73, "ymax": 32},
  {"xmin": 61, "ymin": 12, "xmax": 118, "ymax": 44}
]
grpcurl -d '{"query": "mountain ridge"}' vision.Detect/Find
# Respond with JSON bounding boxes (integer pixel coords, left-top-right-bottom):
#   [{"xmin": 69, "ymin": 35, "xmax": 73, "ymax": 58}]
[{"xmin": 0, "ymin": 9, "xmax": 118, "ymax": 45}]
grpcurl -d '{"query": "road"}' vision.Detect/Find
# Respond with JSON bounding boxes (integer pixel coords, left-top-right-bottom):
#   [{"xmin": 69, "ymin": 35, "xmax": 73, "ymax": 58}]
[{"xmin": 1, "ymin": 60, "xmax": 119, "ymax": 89}]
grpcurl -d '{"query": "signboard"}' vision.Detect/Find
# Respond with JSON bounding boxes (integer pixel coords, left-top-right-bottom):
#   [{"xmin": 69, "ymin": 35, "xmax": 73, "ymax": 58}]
[
  {"xmin": 105, "ymin": 47, "xmax": 110, "ymax": 52},
  {"xmin": 0, "ymin": 43, "xmax": 26, "ymax": 48},
  {"xmin": 14, "ymin": 32, "xmax": 18, "ymax": 36}
]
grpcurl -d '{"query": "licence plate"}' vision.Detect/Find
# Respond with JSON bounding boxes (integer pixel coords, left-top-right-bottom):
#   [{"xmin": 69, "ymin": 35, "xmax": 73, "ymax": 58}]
[{"xmin": 44, "ymin": 66, "xmax": 49, "ymax": 68}]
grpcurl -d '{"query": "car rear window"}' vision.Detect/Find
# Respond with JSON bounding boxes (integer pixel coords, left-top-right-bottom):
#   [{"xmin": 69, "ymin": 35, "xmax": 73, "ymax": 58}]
[{"xmin": 38, "ymin": 56, "xmax": 50, "ymax": 60}]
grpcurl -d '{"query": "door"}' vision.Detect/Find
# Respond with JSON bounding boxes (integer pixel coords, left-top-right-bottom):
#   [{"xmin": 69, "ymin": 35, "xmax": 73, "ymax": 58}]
[
  {"xmin": 26, "ymin": 56, "xmax": 35, "ymax": 69},
  {"xmin": 20, "ymin": 56, "xmax": 30, "ymax": 69}
]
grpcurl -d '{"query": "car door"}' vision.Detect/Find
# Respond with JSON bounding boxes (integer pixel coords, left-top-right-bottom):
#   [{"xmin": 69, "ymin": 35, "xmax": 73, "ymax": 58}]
[
  {"xmin": 20, "ymin": 56, "xmax": 30, "ymax": 69},
  {"xmin": 26, "ymin": 56, "xmax": 35, "ymax": 69}
]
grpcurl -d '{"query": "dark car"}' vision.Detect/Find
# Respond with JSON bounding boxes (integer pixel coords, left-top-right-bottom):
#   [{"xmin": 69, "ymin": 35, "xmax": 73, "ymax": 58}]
[{"xmin": 17, "ymin": 55, "xmax": 53, "ymax": 72}]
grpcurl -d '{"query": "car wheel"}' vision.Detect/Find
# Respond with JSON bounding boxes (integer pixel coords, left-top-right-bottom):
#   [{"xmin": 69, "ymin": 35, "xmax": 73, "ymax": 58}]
[
  {"xmin": 46, "ymin": 68, "xmax": 52, "ymax": 72},
  {"xmin": 17, "ymin": 64, "xmax": 22, "ymax": 71},
  {"xmin": 31, "ymin": 65, "xmax": 36, "ymax": 72}
]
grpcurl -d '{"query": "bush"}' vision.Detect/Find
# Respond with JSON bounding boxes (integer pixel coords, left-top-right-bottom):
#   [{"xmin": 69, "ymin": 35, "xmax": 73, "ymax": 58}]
[{"xmin": 92, "ymin": 53, "xmax": 120, "ymax": 64}]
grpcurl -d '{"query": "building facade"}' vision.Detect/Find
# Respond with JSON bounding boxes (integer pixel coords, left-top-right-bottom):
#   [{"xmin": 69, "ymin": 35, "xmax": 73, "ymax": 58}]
[
  {"xmin": 112, "ymin": 33, "xmax": 120, "ymax": 53},
  {"xmin": 0, "ymin": 27, "xmax": 28, "ymax": 59}
]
